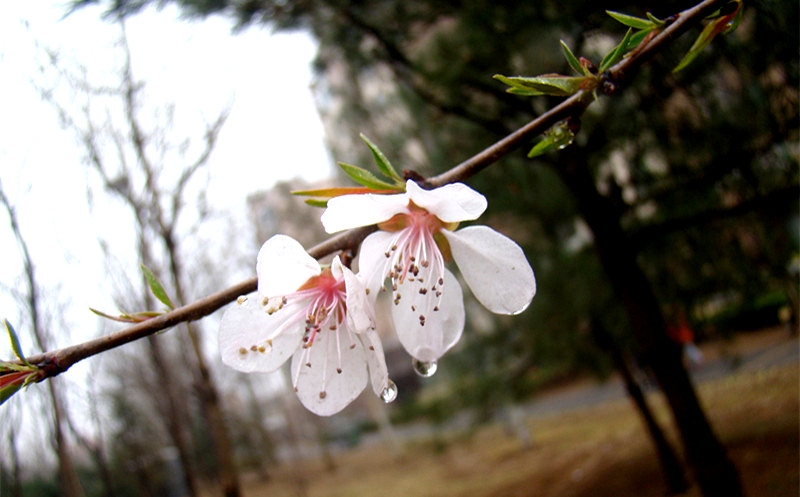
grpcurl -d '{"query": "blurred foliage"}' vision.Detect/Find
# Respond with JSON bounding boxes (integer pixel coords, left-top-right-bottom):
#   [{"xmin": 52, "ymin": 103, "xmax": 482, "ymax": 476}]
[{"xmin": 78, "ymin": 0, "xmax": 798, "ymax": 421}]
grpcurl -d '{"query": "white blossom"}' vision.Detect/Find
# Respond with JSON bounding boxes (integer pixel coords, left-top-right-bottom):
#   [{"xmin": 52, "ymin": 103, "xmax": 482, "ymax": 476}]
[
  {"xmin": 321, "ymin": 180, "xmax": 536, "ymax": 363},
  {"xmin": 218, "ymin": 234, "xmax": 391, "ymax": 416}
]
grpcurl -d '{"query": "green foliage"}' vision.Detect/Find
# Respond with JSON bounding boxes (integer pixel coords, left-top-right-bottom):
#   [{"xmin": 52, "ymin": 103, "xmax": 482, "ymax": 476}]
[
  {"xmin": 140, "ymin": 264, "xmax": 175, "ymax": 310},
  {"xmin": 674, "ymin": 1, "xmax": 743, "ymax": 72}
]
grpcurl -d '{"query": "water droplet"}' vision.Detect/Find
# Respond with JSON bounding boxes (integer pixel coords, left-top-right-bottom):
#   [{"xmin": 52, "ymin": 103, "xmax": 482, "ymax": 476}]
[
  {"xmin": 412, "ymin": 358, "xmax": 437, "ymax": 378},
  {"xmin": 380, "ymin": 379, "xmax": 398, "ymax": 403}
]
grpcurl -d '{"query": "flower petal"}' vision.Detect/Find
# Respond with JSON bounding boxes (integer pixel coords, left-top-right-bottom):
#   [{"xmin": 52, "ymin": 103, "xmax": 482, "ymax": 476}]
[
  {"xmin": 355, "ymin": 230, "xmax": 396, "ymax": 296},
  {"xmin": 442, "ymin": 226, "xmax": 535, "ymax": 315},
  {"xmin": 257, "ymin": 235, "xmax": 320, "ymax": 298},
  {"xmin": 392, "ymin": 268, "xmax": 464, "ymax": 362},
  {"xmin": 338, "ymin": 259, "xmax": 376, "ymax": 334},
  {"xmin": 358, "ymin": 328, "xmax": 390, "ymax": 396},
  {"xmin": 219, "ymin": 297, "xmax": 304, "ymax": 373},
  {"xmin": 321, "ymin": 190, "xmax": 409, "ymax": 233},
  {"xmin": 405, "ymin": 180, "xmax": 487, "ymax": 223},
  {"xmin": 291, "ymin": 328, "xmax": 368, "ymax": 416}
]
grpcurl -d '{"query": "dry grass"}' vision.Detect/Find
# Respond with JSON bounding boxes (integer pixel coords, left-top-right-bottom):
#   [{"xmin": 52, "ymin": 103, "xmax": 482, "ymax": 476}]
[{"xmin": 233, "ymin": 360, "xmax": 798, "ymax": 497}]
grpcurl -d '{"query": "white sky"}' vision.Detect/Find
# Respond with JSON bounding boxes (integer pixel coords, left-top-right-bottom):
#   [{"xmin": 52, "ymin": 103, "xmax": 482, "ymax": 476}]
[
  {"xmin": 0, "ymin": 1, "xmax": 333, "ymax": 358},
  {"xmin": 0, "ymin": 3, "xmax": 336, "ymax": 456}
]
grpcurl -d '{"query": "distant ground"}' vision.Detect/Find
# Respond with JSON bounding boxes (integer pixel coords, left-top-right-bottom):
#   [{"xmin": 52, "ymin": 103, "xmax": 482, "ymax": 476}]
[{"xmin": 216, "ymin": 327, "xmax": 799, "ymax": 497}]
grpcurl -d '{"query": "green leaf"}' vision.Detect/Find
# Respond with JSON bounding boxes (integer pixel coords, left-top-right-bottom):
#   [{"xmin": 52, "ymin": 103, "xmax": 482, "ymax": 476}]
[
  {"xmin": 606, "ymin": 10, "xmax": 654, "ymax": 30},
  {"xmin": 560, "ymin": 40, "xmax": 584, "ymax": 75},
  {"xmin": 292, "ymin": 186, "xmax": 401, "ymax": 198},
  {"xmin": 645, "ymin": 12, "xmax": 664, "ymax": 25},
  {"xmin": 527, "ymin": 121, "xmax": 576, "ymax": 158},
  {"xmin": 4, "ymin": 320, "xmax": 29, "ymax": 366},
  {"xmin": 0, "ymin": 383, "xmax": 22, "ymax": 405},
  {"xmin": 337, "ymin": 162, "xmax": 400, "ymax": 190},
  {"xmin": 599, "ymin": 28, "xmax": 633, "ymax": 72},
  {"xmin": 140, "ymin": 265, "xmax": 175, "ymax": 310},
  {"xmin": 0, "ymin": 361, "xmax": 30, "ymax": 372},
  {"xmin": 304, "ymin": 198, "xmax": 329, "ymax": 208},
  {"xmin": 359, "ymin": 134, "xmax": 403, "ymax": 183},
  {"xmin": 494, "ymin": 74, "xmax": 592, "ymax": 97},
  {"xmin": 674, "ymin": 2, "xmax": 741, "ymax": 73}
]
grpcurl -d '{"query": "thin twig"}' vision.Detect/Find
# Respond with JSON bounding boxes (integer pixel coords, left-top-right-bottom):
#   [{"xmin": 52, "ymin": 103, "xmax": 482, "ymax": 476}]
[{"xmin": 20, "ymin": 0, "xmax": 727, "ymax": 379}]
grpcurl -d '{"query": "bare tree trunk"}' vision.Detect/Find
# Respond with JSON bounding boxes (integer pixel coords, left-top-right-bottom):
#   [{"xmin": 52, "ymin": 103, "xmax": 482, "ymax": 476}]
[
  {"xmin": 557, "ymin": 154, "xmax": 744, "ymax": 497},
  {"xmin": 0, "ymin": 185, "xmax": 84, "ymax": 497},
  {"xmin": 47, "ymin": 380, "xmax": 85, "ymax": 497},
  {"xmin": 164, "ymin": 233, "xmax": 242, "ymax": 497},
  {"xmin": 4, "ymin": 426, "xmax": 22, "ymax": 497}
]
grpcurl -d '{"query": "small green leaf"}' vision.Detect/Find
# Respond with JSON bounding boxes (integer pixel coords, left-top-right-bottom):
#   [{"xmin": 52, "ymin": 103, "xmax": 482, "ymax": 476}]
[
  {"xmin": 140, "ymin": 265, "xmax": 175, "ymax": 310},
  {"xmin": 645, "ymin": 12, "xmax": 664, "ymax": 25},
  {"xmin": 337, "ymin": 162, "xmax": 400, "ymax": 190},
  {"xmin": 359, "ymin": 134, "xmax": 403, "ymax": 183},
  {"xmin": 4, "ymin": 320, "xmax": 29, "ymax": 366},
  {"xmin": 0, "ymin": 383, "xmax": 22, "ymax": 405},
  {"xmin": 674, "ymin": 2, "xmax": 741, "ymax": 73},
  {"xmin": 304, "ymin": 198, "xmax": 329, "ymax": 208},
  {"xmin": 494, "ymin": 74, "xmax": 592, "ymax": 97},
  {"xmin": 599, "ymin": 28, "xmax": 633, "ymax": 72},
  {"xmin": 606, "ymin": 10, "xmax": 654, "ymax": 30},
  {"xmin": 560, "ymin": 40, "xmax": 584, "ymax": 75},
  {"xmin": 292, "ymin": 186, "xmax": 401, "ymax": 198},
  {"xmin": 0, "ymin": 361, "xmax": 30, "ymax": 372},
  {"xmin": 527, "ymin": 121, "xmax": 576, "ymax": 158}
]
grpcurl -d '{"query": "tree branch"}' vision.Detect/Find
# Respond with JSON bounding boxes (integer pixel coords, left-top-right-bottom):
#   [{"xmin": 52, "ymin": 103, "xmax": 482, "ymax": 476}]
[{"xmin": 19, "ymin": 0, "xmax": 729, "ymax": 380}]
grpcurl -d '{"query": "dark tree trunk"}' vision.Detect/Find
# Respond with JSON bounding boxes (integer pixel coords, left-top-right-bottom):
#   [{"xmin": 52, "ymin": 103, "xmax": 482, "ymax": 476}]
[
  {"xmin": 590, "ymin": 322, "xmax": 689, "ymax": 494},
  {"xmin": 556, "ymin": 153, "xmax": 744, "ymax": 497}
]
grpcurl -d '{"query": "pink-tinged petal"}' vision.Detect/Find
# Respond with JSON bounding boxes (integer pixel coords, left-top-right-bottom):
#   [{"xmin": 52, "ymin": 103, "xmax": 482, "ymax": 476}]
[
  {"xmin": 219, "ymin": 298, "xmax": 304, "ymax": 373},
  {"xmin": 442, "ymin": 226, "xmax": 535, "ymax": 315},
  {"xmin": 358, "ymin": 328, "xmax": 390, "ymax": 396},
  {"xmin": 291, "ymin": 328, "xmax": 368, "ymax": 416},
  {"xmin": 257, "ymin": 235, "xmax": 320, "ymax": 298},
  {"xmin": 392, "ymin": 268, "xmax": 464, "ymax": 362},
  {"xmin": 338, "ymin": 259, "xmax": 375, "ymax": 334},
  {"xmin": 355, "ymin": 230, "xmax": 396, "ymax": 296},
  {"xmin": 321, "ymin": 190, "xmax": 409, "ymax": 233},
  {"xmin": 405, "ymin": 180, "xmax": 487, "ymax": 223}
]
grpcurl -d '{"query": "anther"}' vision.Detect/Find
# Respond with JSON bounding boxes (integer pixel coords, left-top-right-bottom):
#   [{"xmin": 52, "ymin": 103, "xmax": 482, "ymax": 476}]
[
  {"xmin": 238, "ymin": 347, "xmax": 247, "ymax": 355},
  {"xmin": 319, "ymin": 391, "xmax": 327, "ymax": 399},
  {"xmin": 250, "ymin": 345, "xmax": 258, "ymax": 351},
  {"xmin": 306, "ymin": 362, "xmax": 312, "ymax": 368},
  {"xmin": 336, "ymin": 368, "xmax": 342, "ymax": 374},
  {"xmin": 419, "ymin": 288, "xmax": 428, "ymax": 295}
]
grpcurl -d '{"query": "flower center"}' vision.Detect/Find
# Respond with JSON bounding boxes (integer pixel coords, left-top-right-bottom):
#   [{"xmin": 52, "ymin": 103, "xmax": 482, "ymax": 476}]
[
  {"xmin": 259, "ymin": 268, "xmax": 355, "ymax": 396},
  {"xmin": 378, "ymin": 203, "xmax": 449, "ymax": 327}
]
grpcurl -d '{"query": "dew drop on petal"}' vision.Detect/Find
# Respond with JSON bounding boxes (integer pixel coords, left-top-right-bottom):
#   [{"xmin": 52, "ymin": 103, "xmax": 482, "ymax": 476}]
[
  {"xmin": 380, "ymin": 379, "xmax": 398, "ymax": 403},
  {"xmin": 412, "ymin": 358, "xmax": 438, "ymax": 378}
]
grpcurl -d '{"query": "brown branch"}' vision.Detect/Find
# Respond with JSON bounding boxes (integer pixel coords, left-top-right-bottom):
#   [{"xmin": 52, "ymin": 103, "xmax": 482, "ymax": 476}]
[{"xmin": 20, "ymin": 0, "xmax": 727, "ymax": 380}]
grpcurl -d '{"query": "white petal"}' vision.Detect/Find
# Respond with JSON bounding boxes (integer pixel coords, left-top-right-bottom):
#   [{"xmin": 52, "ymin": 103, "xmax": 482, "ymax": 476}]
[
  {"xmin": 405, "ymin": 180, "xmax": 487, "ymax": 223},
  {"xmin": 257, "ymin": 235, "xmax": 320, "ymax": 298},
  {"xmin": 321, "ymin": 191, "xmax": 410, "ymax": 233},
  {"xmin": 442, "ymin": 226, "xmax": 536, "ymax": 315},
  {"xmin": 358, "ymin": 328, "xmax": 390, "ymax": 396},
  {"xmin": 219, "ymin": 298, "xmax": 304, "ymax": 373},
  {"xmin": 340, "ymin": 261, "xmax": 375, "ymax": 333},
  {"xmin": 291, "ymin": 328, "xmax": 368, "ymax": 416},
  {"xmin": 355, "ymin": 230, "xmax": 396, "ymax": 296},
  {"xmin": 392, "ymin": 268, "xmax": 465, "ymax": 362}
]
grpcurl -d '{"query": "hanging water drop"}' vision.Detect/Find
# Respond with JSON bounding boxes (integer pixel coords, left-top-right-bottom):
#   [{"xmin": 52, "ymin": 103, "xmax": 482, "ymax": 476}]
[
  {"xmin": 412, "ymin": 358, "xmax": 437, "ymax": 378},
  {"xmin": 380, "ymin": 379, "xmax": 398, "ymax": 403}
]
